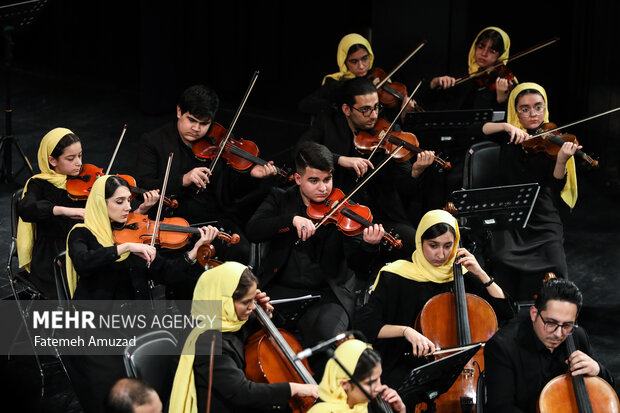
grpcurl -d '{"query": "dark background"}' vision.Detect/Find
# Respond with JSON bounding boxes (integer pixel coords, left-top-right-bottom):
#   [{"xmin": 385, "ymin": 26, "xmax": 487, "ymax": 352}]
[{"xmin": 0, "ymin": 0, "xmax": 619, "ymax": 409}]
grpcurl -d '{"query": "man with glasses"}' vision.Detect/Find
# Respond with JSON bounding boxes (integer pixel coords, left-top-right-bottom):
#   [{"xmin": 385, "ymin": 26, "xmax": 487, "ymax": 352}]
[
  {"xmin": 297, "ymin": 77, "xmax": 433, "ymax": 261},
  {"xmin": 484, "ymin": 278, "xmax": 614, "ymax": 412}
]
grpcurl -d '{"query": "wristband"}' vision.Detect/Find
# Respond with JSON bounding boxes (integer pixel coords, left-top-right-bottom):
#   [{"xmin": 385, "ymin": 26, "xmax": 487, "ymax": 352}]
[{"xmin": 482, "ymin": 277, "xmax": 495, "ymax": 288}]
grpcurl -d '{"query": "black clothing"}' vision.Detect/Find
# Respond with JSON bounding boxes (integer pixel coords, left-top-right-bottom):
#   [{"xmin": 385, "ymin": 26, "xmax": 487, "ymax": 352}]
[
  {"xmin": 194, "ymin": 323, "xmax": 291, "ymax": 413},
  {"xmin": 17, "ymin": 178, "xmax": 86, "ymax": 298},
  {"xmin": 484, "ymin": 315, "xmax": 615, "ymax": 412},
  {"xmin": 355, "ymin": 270, "xmax": 515, "ymax": 389},
  {"xmin": 485, "ymin": 131, "xmax": 568, "ymax": 301},
  {"xmin": 417, "ymin": 77, "xmax": 508, "ymax": 113},
  {"xmin": 297, "ymin": 109, "xmax": 420, "ymax": 260},
  {"xmin": 298, "ymin": 77, "xmax": 340, "ymax": 116},
  {"xmin": 134, "ymin": 120, "xmax": 259, "ymax": 265}
]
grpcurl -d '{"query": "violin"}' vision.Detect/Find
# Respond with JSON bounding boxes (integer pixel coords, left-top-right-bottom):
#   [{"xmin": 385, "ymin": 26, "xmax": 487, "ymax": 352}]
[
  {"xmin": 191, "ymin": 121, "xmax": 293, "ymax": 180},
  {"xmin": 245, "ymin": 300, "xmax": 317, "ymax": 413},
  {"xmin": 474, "ymin": 65, "xmax": 516, "ymax": 91},
  {"xmin": 195, "ymin": 235, "xmax": 241, "ymax": 269},
  {"xmin": 113, "ymin": 212, "xmax": 239, "ymax": 250},
  {"xmin": 354, "ymin": 118, "xmax": 451, "ymax": 170},
  {"xmin": 306, "ymin": 187, "xmax": 402, "ymax": 250},
  {"xmin": 522, "ymin": 123, "xmax": 599, "ymax": 168},
  {"xmin": 66, "ymin": 164, "xmax": 179, "ymax": 208}
]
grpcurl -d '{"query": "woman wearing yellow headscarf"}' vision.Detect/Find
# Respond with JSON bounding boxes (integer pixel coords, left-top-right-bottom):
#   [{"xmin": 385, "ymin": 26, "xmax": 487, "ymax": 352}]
[
  {"xmin": 299, "ymin": 33, "xmax": 374, "ymax": 115},
  {"xmin": 16, "ymin": 128, "xmax": 86, "ymax": 298},
  {"xmin": 169, "ymin": 262, "xmax": 318, "ymax": 413},
  {"xmin": 478, "ymin": 82, "xmax": 579, "ymax": 301},
  {"xmin": 355, "ymin": 210, "xmax": 514, "ymax": 389},
  {"xmin": 308, "ymin": 339, "xmax": 405, "ymax": 413},
  {"xmin": 425, "ymin": 26, "xmax": 516, "ymax": 111}
]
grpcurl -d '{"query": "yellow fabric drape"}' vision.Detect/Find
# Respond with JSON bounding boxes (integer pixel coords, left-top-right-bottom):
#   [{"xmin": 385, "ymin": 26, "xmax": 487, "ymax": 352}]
[
  {"xmin": 467, "ymin": 26, "xmax": 511, "ymax": 74},
  {"xmin": 322, "ymin": 33, "xmax": 374, "ymax": 85},
  {"xmin": 308, "ymin": 339, "xmax": 372, "ymax": 413},
  {"xmin": 168, "ymin": 262, "xmax": 248, "ymax": 413},
  {"xmin": 507, "ymin": 82, "xmax": 578, "ymax": 208},
  {"xmin": 17, "ymin": 127, "xmax": 74, "ymax": 272},
  {"xmin": 65, "ymin": 175, "xmax": 129, "ymax": 297},
  {"xmin": 372, "ymin": 209, "xmax": 464, "ymax": 290}
]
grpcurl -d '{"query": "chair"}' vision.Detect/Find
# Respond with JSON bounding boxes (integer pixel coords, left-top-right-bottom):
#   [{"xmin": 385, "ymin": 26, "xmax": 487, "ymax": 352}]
[
  {"xmin": 476, "ymin": 370, "xmax": 486, "ymax": 412},
  {"xmin": 52, "ymin": 251, "xmax": 71, "ymax": 309},
  {"xmin": 462, "ymin": 141, "xmax": 501, "ymax": 189},
  {"xmin": 123, "ymin": 330, "xmax": 179, "ymax": 405}
]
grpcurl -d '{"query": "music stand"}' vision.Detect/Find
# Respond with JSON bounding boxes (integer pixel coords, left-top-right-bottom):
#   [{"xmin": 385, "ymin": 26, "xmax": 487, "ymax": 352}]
[
  {"xmin": 271, "ymin": 295, "xmax": 321, "ymax": 329},
  {"xmin": 397, "ymin": 343, "xmax": 482, "ymax": 412},
  {"xmin": 0, "ymin": 0, "xmax": 48, "ymax": 184}
]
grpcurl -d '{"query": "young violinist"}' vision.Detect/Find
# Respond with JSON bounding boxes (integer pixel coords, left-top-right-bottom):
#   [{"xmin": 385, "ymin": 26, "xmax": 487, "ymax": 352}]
[
  {"xmin": 422, "ymin": 26, "xmax": 515, "ymax": 111},
  {"xmin": 484, "ymin": 278, "xmax": 615, "ymax": 412},
  {"xmin": 63, "ymin": 174, "xmax": 217, "ymax": 413},
  {"xmin": 478, "ymin": 82, "xmax": 579, "ymax": 301},
  {"xmin": 16, "ymin": 127, "xmax": 158, "ymax": 299},
  {"xmin": 307, "ymin": 338, "xmax": 406, "ymax": 413},
  {"xmin": 169, "ymin": 261, "xmax": 319, "ymax": 413},
  {"xmin": 298, "ymin": 76, "xmax": 435, "ymax": 259},
  {"xmin": 245, "ymin": 141, "xmax": 385, "ymax": 376},
  {"xmin": 354, "ymin": 209, "xmax": 515, "ymax": 391},
  {"xmin": 134, "ymin": 84, "xmax": 278, "ymax": 268}
]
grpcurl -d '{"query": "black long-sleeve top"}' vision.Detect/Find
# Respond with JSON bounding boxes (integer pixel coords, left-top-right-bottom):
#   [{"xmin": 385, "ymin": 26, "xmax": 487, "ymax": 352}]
[
  {"xmin": 484, "ymin": 315, "xmax": 615, "ymax": 413},
  {"xmin": 17, "ymin": 178, "xmax": 86, "ymax": 298},
  {"xmin": 354, "ymin": 270, "xmax": 515, "ymax": 388}
]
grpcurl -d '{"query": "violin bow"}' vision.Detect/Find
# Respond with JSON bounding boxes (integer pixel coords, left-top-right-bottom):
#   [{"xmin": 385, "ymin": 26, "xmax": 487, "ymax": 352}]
[
  {"xmin": 454, "ymin": 37, "xmax": 559, "ymax": 86},
  {"xmin": 104, "ymin": 124, "xmax": 128, "ymax": 175},
  {"xmin": 374, "ymin": 40, "xmax": 427, "ymax": 90},
  {"xmin": 528, "ymin": 106, "xmax": 620, "ymax": 139},
  {"xmin": 367, "ymin": 80, "xmax": 422, "ymax": 163},
  {"xmin": 208, "ymin": 70, "xmax": 260, "ymax": 172},
  {"xmin": 146, "ymin": 152, "xmax": 174, "ymax": 269},
  {"xmin": 205, "ymin": 334, "xmax": 217, "ymax": 413}
]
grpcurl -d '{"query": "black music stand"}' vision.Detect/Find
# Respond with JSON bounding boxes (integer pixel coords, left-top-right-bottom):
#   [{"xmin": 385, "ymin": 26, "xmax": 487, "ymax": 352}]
[
  {"xmin": 271, "ymin": 295, "xmax": 321, "ymax": 329},
  {"xmin": 397, "ymin": 344, "xmax": 482, "ymax": 412},
  {"xmin": 0, "ymin": 0, "xmax": 48, "ymax": 184}
]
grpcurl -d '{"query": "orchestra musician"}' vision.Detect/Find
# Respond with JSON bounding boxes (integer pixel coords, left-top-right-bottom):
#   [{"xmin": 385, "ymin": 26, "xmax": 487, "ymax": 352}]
[
  {"xmin": 484, "ymin": 278, "xmax": 615, "ymax": 412},
  {"xmin": 16, "ymin": 127, "xmax": 158, "ymax": 299},
  {"xmin": 354, "ymin": 209, "xmax": 515, "ymax": 391},
  {"xmin": 63, "ymin": 175, "xmax": 217, "ymax": 413},
  {"xmin": 297, "ymin": 77, "xmax": 434, "ymax": 259},
  {"xmin": 134, "ymin": 84, "xmax": 279, "ymax": 268},
  {"xmin": 245, "ymin": 141, "xmax": 385, "ymax": 376},
  {"xmin": 168, "ymin": 261, "xmax": 319, "ymax": 413},
  {"xmin": 307, "ymin": 338, "xmax": 406, "ymax": 413},
  {"xmin": 478, "ymin": 82, "xmax": 578, "ymax": 301}
]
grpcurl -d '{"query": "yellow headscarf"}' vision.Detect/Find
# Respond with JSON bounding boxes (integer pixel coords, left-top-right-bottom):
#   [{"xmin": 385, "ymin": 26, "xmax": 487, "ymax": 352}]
[
  {"xmin": 372, "ymin": 209, "xmax": 464, "ymax": 290},
  {"xmin": 507, "ymin": 82, "xmax": 578, "ymax": 208},
  {"xmin": 169, "ymin": 262, "xmax": 249, "ymax": 413},
  {"xmin": 308, "ymin": 339, "xmax": 373, "ymax": 413},
  {"xmin": 65, "ymin": 175, "xmax": 129, "ymax": 297},
  {"xmin": 468, "ymin": 26, "xmax": 511, "ymax": 74},
  {"xmin": 322, "ymin": 33, "xmax": 375, "ymax": 85},
  {"xmin": 17, "ymin": 127, "xmax": 75, "ymax": 272}
]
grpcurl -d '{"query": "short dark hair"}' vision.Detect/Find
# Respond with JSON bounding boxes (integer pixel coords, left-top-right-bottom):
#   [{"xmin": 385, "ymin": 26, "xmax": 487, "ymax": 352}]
[
  {"xmin": 421, "ymin": 223, "xmax": 456, "ymax": 242},
  {"xmin": 339, "ymin": 77, "xmax": 377, "ymax": 107},
  {"xmin": 105, "ymin": 175, "xmax": 131, "ymax": 200},
  {"xmin": 352, "ymin": 348, "xmax": 381, "ymax": 382},
  {"xmin": 476, "ymin": 29, "xmax": 505, "ymax": 55},
  {"xmin": 535, "ymin": 278, "xmax": 583, "ymax": 314},
  {"xmin": 232, "ymin": 268, "xmax": 259, "ymax": 301},
  {"xmin": 178, "ymin": 84, "xmax": 219, "ymax": 121},
  {"xmin": 294, "ymin": 141, "xmax": 334, "ymax": 174},
  {"xmin": 104, "ymin": 378, "xmax": 157, "ymax": 413},
  {"xmin": 50, "ymin": 132, "xmax": 81, "ymax": 160}
]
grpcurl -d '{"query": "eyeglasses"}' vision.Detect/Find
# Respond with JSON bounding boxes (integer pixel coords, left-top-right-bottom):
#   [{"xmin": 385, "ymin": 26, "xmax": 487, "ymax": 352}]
[
  {"xmin": 517, "ymin": 104, "xmax": 547, "ymax": 115},
  {"xmin": 351, "ymin": 103, "xmax": 383, "ymax": 117},
  {"xmin": 347, "ymin": 54, "xmax": 370, "ymax": 66},
  {"xmin": 537, "ymin": 313, "xmax": 578, "ymax": 335}
]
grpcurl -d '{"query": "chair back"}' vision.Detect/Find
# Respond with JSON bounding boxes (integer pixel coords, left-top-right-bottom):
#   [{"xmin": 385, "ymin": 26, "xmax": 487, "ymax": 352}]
[
  {"xmin": 53, "ymin": 251, "xmax": 70, "ymax": 307},
  {"xmin": 124, "ymin": 330, "xmax": 178, "ymax": 406},
  {"xmin": 462, "ymin": 141, "xmax": 501, "ymax": 189}
]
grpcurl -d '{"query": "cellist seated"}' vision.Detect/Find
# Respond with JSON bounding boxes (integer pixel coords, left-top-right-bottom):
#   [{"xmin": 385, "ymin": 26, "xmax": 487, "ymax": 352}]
[{"xmin": 169, "ymin": 262, "xmax": 319, "ymax": 413}]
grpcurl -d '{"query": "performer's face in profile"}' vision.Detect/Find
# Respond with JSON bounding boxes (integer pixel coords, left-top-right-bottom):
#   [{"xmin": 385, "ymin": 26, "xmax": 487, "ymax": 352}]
[
  {"xmin": 106, "ymin": 186, "xmax": 132, "ymax": 225},
  {"xmin": 474, "ymin": 38, "xmax": 500, "ymax": 69},
  {"xmin": 530, "ymin": 300, "xmax": 578, "ymax": 352},
  {"xmin": 342, "ymin": 92, "xmax": 380, "ymax": 131},
  {"xmin": 295, "ymin": 166, "xmax": 333, "ymax": 205},
  {"xmin": 421, "ymin": 231, "xmax": 455, "ymax": 267},
  {"xmin": 234, "ymin": 281, "xmax": 257, "ymax": 321},
  {"xmin": 345, "ymin": 48, "xmax": 371, "ymax": 78},
  {"xmin": 516, "ymin": 92, "xmax": 546, "ymax": 130},
  {"xmin": 176, "ymin": 107, "xmax": 212, "ymax": 146},
  {"xmin": 342, "ymin": 363, "xmax": 383, "ymax": 407},
  {"xmin": 49, "ymin": 142, "xmax": 83, "ymax": 177}
]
